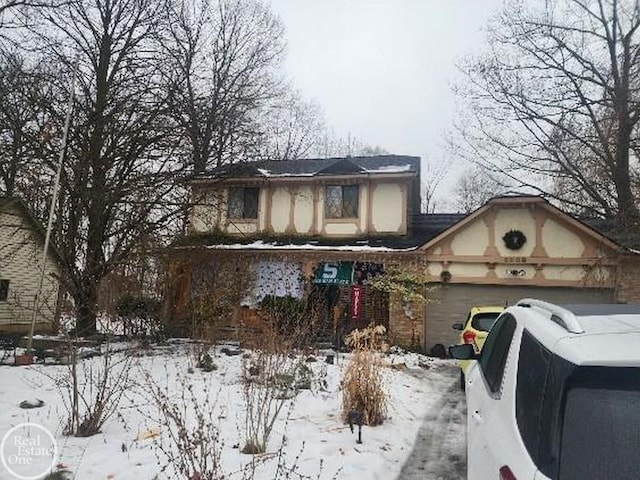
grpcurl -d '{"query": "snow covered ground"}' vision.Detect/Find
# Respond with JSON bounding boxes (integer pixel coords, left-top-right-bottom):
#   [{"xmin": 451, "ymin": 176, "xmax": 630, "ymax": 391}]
[{"xmin": 0, "ymin": 342, "xmax": 465, "ymax": 480}]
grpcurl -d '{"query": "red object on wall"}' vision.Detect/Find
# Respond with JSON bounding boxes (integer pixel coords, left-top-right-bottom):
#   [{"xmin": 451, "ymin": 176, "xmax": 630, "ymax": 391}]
[{"xmin": 350, "ymin": 286, "xmax": 362, "ymax": 318}]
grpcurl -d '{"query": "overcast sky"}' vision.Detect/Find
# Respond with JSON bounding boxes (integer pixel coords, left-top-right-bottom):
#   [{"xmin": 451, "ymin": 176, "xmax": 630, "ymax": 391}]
[{"xmin": 268, "ymin": 0, "xmax": 505, "ymax": 199}]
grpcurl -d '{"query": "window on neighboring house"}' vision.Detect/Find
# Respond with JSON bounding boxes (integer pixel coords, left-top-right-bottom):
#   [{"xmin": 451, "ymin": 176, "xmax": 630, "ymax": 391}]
[
  {"xmin": 227, "ymin": 187, "xmax": 259, "ymax": 219},
  {"xmin": 325, "ymin": 185, "xmax": 359, "ymax": 218},
  {"xmin": 0, "ymin": 280, "xmax": 9, "ymax": 301}
]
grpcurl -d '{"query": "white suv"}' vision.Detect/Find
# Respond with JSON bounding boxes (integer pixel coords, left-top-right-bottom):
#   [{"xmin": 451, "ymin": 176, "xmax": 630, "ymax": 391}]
[{"xmin": 449, "ymin": 299, "xmax": 640, "ymax": 480}]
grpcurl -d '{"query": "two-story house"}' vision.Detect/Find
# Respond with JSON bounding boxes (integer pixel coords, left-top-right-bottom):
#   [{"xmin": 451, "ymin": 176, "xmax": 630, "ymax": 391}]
[
  {"xmin": 166, "ymin": 155, "xmax": 430, "ymax": 345},
  {"xmin": 165, "ymin": 155, "xmax": 640, "ymax": 352}
]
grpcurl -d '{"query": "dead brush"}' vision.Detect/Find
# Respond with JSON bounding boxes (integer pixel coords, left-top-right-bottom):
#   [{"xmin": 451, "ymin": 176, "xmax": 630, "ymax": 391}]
[
  {"xmin": 139, "ymin": 366, "xmax": 224, "ymax": 480},
  {"xmin": 341, "ymin": 324, "xmax": 389, "ymax": 426},
  {"xmin": 242, "ymin": 319, "xmax": 299, "ymax": 454}
]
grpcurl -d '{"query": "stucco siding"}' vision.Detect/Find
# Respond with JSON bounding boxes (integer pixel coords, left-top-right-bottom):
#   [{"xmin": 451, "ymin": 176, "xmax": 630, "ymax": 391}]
[
  {"xmin": 191, "ymin": 176, "xmax": 413, "ymax": 238},
  {"xmin": 293, "ymin": 187, "xmax": 314, "ymax": 234},
  {"xmin": 450, "ymin": 221, "xmax": 489, "ymax": 256},
  {"xmin": 371, "ymin": 183, "xmax": 403, "ymax": 233},
  {"xmin": 324, "ymin": 222, "xmax": 360, "ymax": 236},
  {"xmin": 227, "ymin": 221, "xmax": 258, "ymax": 235},
  {"xmin": 270, "ymin": 188, "xmax": 291, "ymax": 233},
  {"xmin": 494, "ymin": 208, "xmax": 537, "ymax": 256},
  {"xmin": 542, "ymin": 217, "xmax": 585, "ymax": 257},
  {"xmin": 194, "ymin": 191, "xmax": 223, "ymax": 233},
  {"xmin": 449, "ymin": 263, "xmax": 489, "ymax": 277}
]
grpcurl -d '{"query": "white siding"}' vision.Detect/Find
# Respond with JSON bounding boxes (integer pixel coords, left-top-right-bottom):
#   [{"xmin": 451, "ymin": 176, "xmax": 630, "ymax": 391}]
[{"xmin": 0, "ymin": 203, "xmax": 60, "ymax": 330}]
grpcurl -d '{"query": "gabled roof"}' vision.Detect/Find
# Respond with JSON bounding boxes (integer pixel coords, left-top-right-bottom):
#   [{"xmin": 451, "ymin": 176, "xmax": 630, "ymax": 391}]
[
  {"xmin": 0, "ymin": 196, "xmax": 63, "ymax": 264},
  {"xmin": 419, "ymin": 195, "xmax": 621, "ymax": 252},
  {"xmin": 582, "ymin": 217, "xmax": 640, "ymax": 251},
  {"xmin": 192, "ymin": 155, "xmax": 420, "ymax": 180},
  {"xmin": 411, "ymin": 213, "xmax": 466, "ymax": 240}
]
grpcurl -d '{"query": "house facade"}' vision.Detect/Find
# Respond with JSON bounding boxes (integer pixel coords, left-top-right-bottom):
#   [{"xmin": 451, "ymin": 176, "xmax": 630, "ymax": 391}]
[
  {"xmin": 165, "ymin": 155, "xmax": 639, "ymax": 351},
  {"xmin": 188, "ymin": 156, "xmax": 419, "ymax": 238},
  {"xmin": 0, "ymin": 197, "xmax": 61, "ymax": 334}
]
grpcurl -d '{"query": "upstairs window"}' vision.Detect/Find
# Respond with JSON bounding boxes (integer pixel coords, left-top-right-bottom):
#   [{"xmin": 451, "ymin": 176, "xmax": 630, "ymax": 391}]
[
  {"xmin": 228, "ymin": 187, "xmax": 259, "ymax": 219},
  {"xmin": 325, "ymin": 185, "xmax": 358, "ymax": 218},
  {"xmin": 0, "ymin": 280, "xmax": 8, "ymax": 301}
]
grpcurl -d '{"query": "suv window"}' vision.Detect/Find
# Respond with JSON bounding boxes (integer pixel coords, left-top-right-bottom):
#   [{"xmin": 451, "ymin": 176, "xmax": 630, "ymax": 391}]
[
  {"xmin": 470, "ymin": 312, "xmax": 500, "ymax": 331},
  {"xmin": 479, "ymin": 313, "xmax": 516, "ymax": 394},
  {"xmin": 559, "ymin": 367, "xmax": 640, "ymax": 480},
  {"xmin": 516, "ymin": 330, "xmax": 551, "ymax": 468}
]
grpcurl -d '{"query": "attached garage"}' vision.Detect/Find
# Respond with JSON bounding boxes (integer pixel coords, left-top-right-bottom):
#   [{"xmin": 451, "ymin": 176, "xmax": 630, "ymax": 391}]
[
  {"xmin": 424, "ymin": 284, "xmax": 615, "ymax": 352},
  {"xmin": 424, "ymin": 284, "xmax": 615, "ymax": 351},
  {"xmin": 413, "ymin": 196, "xmax": 626, "ymax": 352}
]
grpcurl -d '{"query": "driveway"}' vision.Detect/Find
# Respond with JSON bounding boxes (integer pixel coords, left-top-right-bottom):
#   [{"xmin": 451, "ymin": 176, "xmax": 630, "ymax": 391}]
[{"xmin": 397, "ymin": 361, "xmax": 467, "ymax": 480}]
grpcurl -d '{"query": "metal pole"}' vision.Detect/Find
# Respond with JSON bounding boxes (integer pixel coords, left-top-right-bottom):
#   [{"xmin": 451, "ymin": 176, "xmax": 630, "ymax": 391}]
[{"xmin": 27, "ymin": 60, "xmax": 78, "ymax": 354}]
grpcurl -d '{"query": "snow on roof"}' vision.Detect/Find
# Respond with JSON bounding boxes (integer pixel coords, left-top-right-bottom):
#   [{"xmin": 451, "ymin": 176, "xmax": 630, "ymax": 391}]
[
  {"xmin": 255, "ymin": 168, "xmax": 316, "ymax": 178},
  {"xmin": 196, "ymin": 155, "xmax": 420, "ymax": 180},
  {"xmin": 200, "ymin": 240, "xmax": 417, "ymax": 253},
  {"xmin": 257, "ymin": 164, "xmax": 414, "ymax": 177},
  {"xmin": 364, "ymin": 164, "xmax": 413, "ymax": 173}
]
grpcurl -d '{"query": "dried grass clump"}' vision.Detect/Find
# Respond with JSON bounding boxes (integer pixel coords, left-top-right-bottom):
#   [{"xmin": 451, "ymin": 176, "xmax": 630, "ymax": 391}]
[
  {"xmin": 344, "ymin": 324, "xmax": 388, "ymax": 352},
  {"xmin": 341, "ymin": 324, "xmax": 389, "ymax": 426}
]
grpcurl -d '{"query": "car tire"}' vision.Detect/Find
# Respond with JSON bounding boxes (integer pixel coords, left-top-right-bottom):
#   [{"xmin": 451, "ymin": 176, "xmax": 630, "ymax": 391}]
[{"xmin": 460, "ymin": 371, "xmax": 465, "ymax": 391}]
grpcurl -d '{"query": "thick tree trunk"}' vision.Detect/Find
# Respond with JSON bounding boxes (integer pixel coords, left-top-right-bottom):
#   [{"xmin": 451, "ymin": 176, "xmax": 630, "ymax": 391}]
[{"xmin": 75, "ymin": 287, "xmax": 98, "ymax": 335}]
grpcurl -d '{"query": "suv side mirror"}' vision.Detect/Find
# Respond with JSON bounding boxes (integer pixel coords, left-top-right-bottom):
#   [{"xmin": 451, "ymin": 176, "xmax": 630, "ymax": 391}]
[
  {"xmin": 448, "ymin": 343, "xmax": 479, "ymax": 360},
  {"xmin": 452, "ymin": 322, "xmax": 464, "ymax": 331}
]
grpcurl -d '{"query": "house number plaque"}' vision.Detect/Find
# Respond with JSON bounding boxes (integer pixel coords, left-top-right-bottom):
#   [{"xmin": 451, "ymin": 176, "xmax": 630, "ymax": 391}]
[{"xmin": 504, "ymin": 257, "xmax": 527, "ymax": 264}]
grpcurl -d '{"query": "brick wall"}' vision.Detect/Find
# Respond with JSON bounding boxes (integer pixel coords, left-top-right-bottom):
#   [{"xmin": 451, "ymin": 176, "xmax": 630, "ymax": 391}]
[
  {"xmin": 164, "ymin": 249, "xmax": 430, "ymax": 347},
  {"xmin": 388, "ymin": 293, "xmax": 424, "ymax": 350},
  {"xmin": 615, "ymin": 254, "xmax": 640, "ymax": 303}
]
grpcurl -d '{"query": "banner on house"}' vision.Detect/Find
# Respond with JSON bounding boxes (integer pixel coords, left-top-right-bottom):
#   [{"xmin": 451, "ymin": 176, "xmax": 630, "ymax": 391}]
[
  {"xmin": 313, "ymin": 262, "xmax": 354, "ymax": 285},
  {"xmin": 353, "ymin": 262, "xmax": 385, "ymax": 285},
  {"xmin": 350, "ymin": 285, "xmax": 362, "ymax": 318}
]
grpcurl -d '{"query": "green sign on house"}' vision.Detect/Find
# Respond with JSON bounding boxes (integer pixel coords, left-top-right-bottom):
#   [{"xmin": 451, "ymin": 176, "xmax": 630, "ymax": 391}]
[{"xmin": 313, "ymin": 262, "xmax": 354, "ymax": 285}]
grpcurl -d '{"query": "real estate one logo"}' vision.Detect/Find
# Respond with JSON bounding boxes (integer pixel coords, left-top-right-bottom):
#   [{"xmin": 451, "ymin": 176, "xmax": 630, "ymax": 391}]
[{"xmin": 1, "ymin": 422, "xmax": 58, "ymax": 480}]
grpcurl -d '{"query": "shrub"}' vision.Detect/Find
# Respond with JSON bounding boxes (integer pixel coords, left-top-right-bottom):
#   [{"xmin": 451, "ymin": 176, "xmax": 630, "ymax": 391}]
[
  {"xmin": 142, "ymin": 369, "xmax": 223, "ymax": 480},
  {"xmin": 341, "ymin": 325, "xmax": 388, "ymax": 426},
  {"xmin": 44, "ymin": 343, "xmax": 133, "ymax": 437},
  {"xmin": 242, "ymin": 322, "xmax": 298, "ymax": 454},
  {"xmin": 259, "ymin": 295, "xmax": 306, "ymax": 337}
]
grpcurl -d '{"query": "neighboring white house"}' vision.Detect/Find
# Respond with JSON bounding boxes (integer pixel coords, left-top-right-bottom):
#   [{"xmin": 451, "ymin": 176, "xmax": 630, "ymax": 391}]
[{"xmin": 0, "ymin": 197, "xmax": 61, "ymax": 334}]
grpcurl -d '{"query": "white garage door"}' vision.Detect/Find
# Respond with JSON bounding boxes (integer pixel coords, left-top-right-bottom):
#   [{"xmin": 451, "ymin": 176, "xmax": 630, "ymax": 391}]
[{"xmin": 424, "ymin": 284, "xmax": 615, "ymax": 352}]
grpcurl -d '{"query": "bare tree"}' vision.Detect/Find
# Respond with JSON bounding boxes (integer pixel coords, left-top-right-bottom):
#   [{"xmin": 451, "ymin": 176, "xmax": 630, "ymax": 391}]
[
  {"xmin": 0, "ymin": 49, "xmax": 54, "ymax": 196},
  {"xmin": 22, "ymin": 0, "xmax": 184, "ymax": 334},
  {"xmin": 254, "ymin": 88, "xmax": 325, "ymax": 161},
  {"xmin": 0, "ymin": 0, "xmax": 60, "ymax": 33},
  {"xmin": 312, "ymin": 130, "xmax": 388, "ymax": 158},
  {"xmin": 0, "ymin": 0, "xmax": 48, "ymax": 14},
  {"xmin": 420, "ymin": 158, "xmax": 449, "ymax": 213},
  {"xmin": 454, "ymin": 167, "xmax": 507, "ymax": 213},
  {"xmin": 455, "ymin": 0, "xmax": 640, "ymax": 224},
  {"xmin": 160, "ymin": 0, "xmax": 286, "ymax": 172}
]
